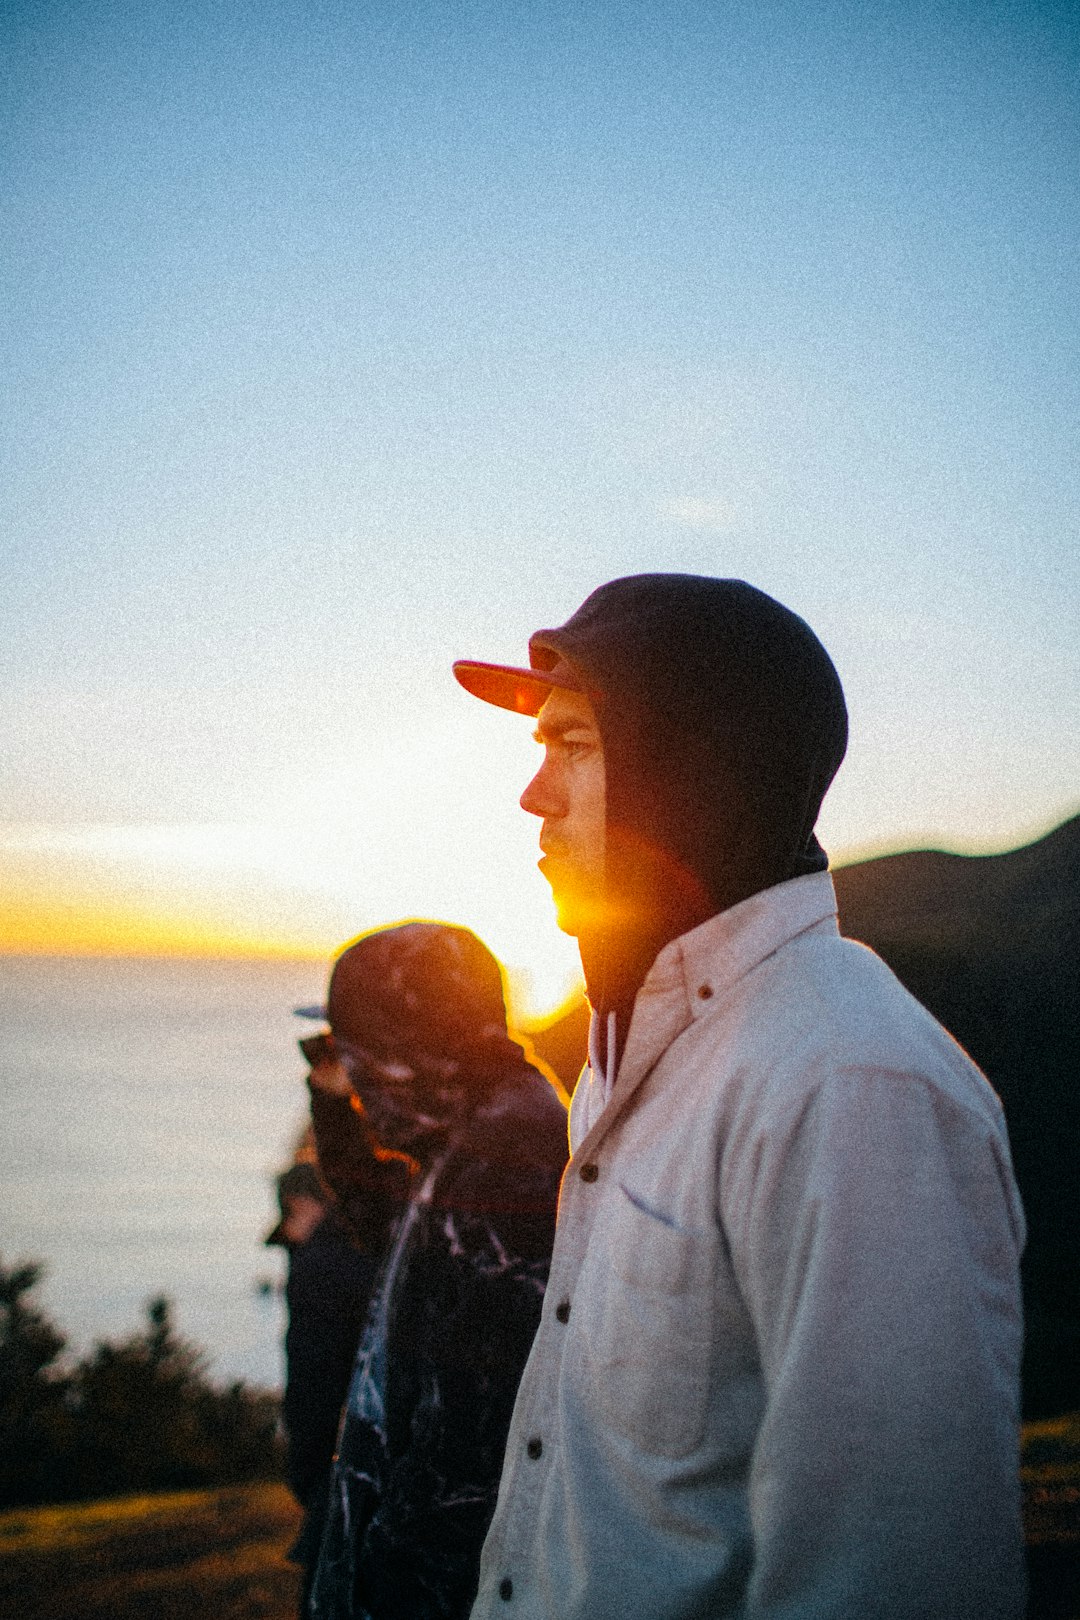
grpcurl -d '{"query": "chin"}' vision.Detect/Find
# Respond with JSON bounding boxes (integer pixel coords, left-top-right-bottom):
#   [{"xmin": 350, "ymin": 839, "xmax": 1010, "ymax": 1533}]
[
  {"xmin": 551, "ymin": 893, "xmax": 590, "ymax": 939},
  {"xmin": 548, "ymin": 877, "xmax": 607, "ymax": 939}
]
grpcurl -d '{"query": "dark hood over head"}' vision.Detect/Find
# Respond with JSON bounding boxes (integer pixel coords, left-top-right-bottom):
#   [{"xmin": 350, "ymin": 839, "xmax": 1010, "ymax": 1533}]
[
  {"xmin": 527, "ymin": 574, "xmax": 848, "ymax": 1016},
  {"xmin": 326, "ymin": 921, "xmax": 525, "ymax": 1155},
  {"xmin": 327, "ymin": 921, "xmax": 510, "ymax": 1062}
]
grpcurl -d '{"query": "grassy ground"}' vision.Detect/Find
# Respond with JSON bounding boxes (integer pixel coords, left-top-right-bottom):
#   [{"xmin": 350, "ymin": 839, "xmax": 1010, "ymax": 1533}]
[
  {"xmin": 1024, "ymin": 1411, "xmax": 1080, "ymax": 1619},
  {"xmin": 0, "ymin": 1482, "xmax": 303, "ymax": 1620},
  {"xmin": 1, "ymin": 1418, "xmax": 1077, "ymax": 1620}
]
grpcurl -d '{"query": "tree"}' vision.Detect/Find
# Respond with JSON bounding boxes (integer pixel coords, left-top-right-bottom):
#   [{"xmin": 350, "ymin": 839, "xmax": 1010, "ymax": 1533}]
[
  {"xmin": 0, "ymin": 1260, "xmax": 283, "ymax": 1508},
  {"xmin": 0, "ymin": 1259, "xmax": 75, "ymax": 1506}
]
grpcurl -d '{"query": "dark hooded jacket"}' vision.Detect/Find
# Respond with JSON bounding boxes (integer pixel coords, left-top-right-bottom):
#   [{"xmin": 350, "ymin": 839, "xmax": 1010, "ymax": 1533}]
[
  {"xmin": 307, "ymin": 923, "xmax": 568, "ymax": 1620},
  {"xmin": 523, "ymin": 575, "xmax": 848, "ymax": 1066}
]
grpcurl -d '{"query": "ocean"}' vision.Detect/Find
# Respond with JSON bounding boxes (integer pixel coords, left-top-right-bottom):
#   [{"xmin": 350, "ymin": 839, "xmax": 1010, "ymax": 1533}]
[{"xmin": 0, "ymin": 953, "xmax": 331, "ymax": 1390}]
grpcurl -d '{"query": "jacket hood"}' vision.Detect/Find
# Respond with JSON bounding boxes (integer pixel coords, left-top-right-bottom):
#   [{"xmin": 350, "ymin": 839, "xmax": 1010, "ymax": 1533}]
[
  {"xmin": 527, "ymin": 574, "xmax": 848, "ymax": 1020},
  {"xmin": 327, "ymin": 921, "xmax": 510, "ymax": 1060},
  {"xmin": 327, "ymin": 921, "xmax": 525, "ymax": 1154}
]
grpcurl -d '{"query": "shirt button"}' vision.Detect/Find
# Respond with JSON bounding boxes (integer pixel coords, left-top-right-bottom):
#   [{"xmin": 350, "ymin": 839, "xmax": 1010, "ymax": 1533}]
[
  {"xmin": 579, "ymin": 1161, "xmax": 599, "ymax": 1183},
  {"xmin": 697, "ymin": 983, "xmax": 714, "ymax": 1000},
  {"xmin": 499, "ymin": 1577, "xmax": 513, "ymax": 1601},
  {"xmin": 526, "ymin": 1436, "xmax": 543, "ymax": 1459},
  {"xmin": 555, "ymin": 1299, "xmax": 570, "ymax": 1323}
]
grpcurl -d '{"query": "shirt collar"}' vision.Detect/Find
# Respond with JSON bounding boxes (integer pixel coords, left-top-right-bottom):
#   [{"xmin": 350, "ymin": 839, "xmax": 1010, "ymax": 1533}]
[
  {"xmin": 571, "ymin": 871, "xmax": 839, "ymax": 1158},
  {"xmin": 647, "ymin": 868, "xmax": 840, "ymax": 1014}
]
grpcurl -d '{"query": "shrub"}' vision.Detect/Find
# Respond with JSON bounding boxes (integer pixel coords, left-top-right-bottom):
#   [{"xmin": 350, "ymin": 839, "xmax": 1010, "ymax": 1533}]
[
  {"xmin": 0, "ymin": 1259, "xmax": 283, "ymax": 1508},
  {"xmin": 0, "ymin": 1260, "xmax": 77, "ymax": 1506}
]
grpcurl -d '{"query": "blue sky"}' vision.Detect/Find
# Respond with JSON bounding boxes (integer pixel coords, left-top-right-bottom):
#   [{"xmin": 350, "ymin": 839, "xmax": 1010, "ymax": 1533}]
[{"xmin": 1, "ymin": 0, "xmax": 1077, "ymax": 1009}]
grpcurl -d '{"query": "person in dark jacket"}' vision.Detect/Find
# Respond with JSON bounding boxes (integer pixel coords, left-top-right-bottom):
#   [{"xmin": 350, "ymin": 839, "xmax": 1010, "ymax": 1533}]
[
  {"xmin": 266, "ymin": 1163, "xmax": 384, "ymax": 1618},
  {"xmin": 303, "ymin": 921, "xmax": 568, "ymax": 1620}
]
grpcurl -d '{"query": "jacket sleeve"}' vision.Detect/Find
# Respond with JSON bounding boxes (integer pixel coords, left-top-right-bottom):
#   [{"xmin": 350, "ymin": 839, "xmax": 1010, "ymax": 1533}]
[
  {"xmin": 282, "ymin": 1224, "xmax": 376, "ymax": 1504},
  {"xmin": 728, "ymin": 1064, "xmax": 1026, "ymax": 1620}
]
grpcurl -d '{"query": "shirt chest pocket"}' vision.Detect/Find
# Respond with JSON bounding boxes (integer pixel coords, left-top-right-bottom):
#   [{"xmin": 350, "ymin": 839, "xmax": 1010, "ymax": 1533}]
[{"xmin": 577, "ymin": 1184, "xmax": 712, "ymax": 1459}]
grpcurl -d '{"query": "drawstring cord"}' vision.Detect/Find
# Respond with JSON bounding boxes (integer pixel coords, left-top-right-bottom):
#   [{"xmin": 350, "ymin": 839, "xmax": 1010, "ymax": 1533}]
[
  {"xmin": 587, "ymin": 1008, "xmax": 619, "ymax": 1106},
  {"xmin": 587, "ymin": 1012, "xmax": 602, "ymax": 1088},
  {"xmin": 575, "ymin": 1006, "xmax": 619, "ymax": 1152}
]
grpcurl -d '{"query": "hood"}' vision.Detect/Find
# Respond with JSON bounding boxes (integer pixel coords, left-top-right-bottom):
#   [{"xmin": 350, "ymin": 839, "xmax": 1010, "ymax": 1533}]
[
  {"xmin": 326, "ymin": 921, "xmax": 524, "ymax": 1157},
  {"xmin": 526, "ymin": 574, "xmax": 848, "ymax": 1022}
]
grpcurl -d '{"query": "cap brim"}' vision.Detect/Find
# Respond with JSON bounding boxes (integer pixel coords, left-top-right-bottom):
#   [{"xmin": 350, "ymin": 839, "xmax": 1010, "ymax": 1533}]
[{"xmin": 453, "ymin": 660, "xmax": 576, "ymax": 717}]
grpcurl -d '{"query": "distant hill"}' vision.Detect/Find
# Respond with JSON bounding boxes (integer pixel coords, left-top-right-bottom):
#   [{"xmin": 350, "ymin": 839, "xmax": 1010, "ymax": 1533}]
[
  {"xmin": 528, "ymin": 813, "xmax": 1080, "ymax": 1418},
  {"xmin": 834, "ymin": 814, "xmax": 1080, "ymax": 1418}
]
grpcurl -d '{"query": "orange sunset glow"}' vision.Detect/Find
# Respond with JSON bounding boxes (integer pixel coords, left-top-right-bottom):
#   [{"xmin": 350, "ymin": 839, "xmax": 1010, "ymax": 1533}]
[{"xmin": 0, "ymin": 799, "xmax": 586, "ymax": 1023}]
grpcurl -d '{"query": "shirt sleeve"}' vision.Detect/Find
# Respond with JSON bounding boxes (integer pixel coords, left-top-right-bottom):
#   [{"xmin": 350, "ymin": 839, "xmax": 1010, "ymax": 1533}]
[{"xmin": 729, "ymin": 1064, "xmax": 1026, "ymax": 1620}]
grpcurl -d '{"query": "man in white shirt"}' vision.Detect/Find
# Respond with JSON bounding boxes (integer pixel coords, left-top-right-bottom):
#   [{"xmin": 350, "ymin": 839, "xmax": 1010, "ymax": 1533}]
[{"xmin": 453, "ymin": 573, "xmax": 1026, "ymax": 1620}]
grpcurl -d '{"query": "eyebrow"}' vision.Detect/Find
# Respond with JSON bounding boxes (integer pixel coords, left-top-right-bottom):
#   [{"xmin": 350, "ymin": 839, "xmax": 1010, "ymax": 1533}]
[{"xmin": 532, "ymin": 717, "xmax": 596, "ymax": 745}]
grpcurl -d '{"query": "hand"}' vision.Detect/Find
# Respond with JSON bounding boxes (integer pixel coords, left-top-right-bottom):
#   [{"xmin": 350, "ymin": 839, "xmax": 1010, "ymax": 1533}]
[{"xmin": 307, "ymin": 1055, "xmax": 354, "ymax": 1098}]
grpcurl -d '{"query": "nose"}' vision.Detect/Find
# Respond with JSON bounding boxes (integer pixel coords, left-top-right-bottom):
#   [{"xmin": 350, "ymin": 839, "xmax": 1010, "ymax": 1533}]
[{"xmin": 520, "ymin": 758, "xmax": 561, "ymax": 819}]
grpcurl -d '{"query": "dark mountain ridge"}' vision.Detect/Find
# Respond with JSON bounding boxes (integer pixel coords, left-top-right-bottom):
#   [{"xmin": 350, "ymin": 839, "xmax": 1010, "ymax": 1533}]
[
  {"xmin": 833, "ymin": 813, "xmax": 1080, "ymax": 1418},
  {"xmin": 834, "ymin": 813, "xmax": 1080, "ymax": 938}
]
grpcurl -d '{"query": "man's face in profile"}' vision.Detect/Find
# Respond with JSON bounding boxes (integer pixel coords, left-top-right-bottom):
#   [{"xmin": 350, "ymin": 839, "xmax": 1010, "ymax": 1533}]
[{"xmin": 520, "ymin": 687, "xmax": 606, "ymax": 936}]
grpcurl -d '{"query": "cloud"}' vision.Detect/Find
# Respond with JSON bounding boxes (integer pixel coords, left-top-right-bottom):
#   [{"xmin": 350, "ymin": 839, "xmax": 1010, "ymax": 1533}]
[{"xmin": 662, "ymin": 497, "xmax": 736, "ymax": 532}]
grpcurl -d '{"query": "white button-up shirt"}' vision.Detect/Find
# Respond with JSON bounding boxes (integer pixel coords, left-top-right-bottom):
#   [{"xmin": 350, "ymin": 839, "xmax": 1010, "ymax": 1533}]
[{"xmin": 471, "ymin": 871, "xmax": 1026, "ymax": 1619}]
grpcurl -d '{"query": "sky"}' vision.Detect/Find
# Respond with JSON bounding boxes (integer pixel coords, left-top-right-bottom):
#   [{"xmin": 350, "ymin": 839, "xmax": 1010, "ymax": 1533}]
[{"xmin": 2, "ymin": 0, "xmax": 1078, "ymax": 1016}]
